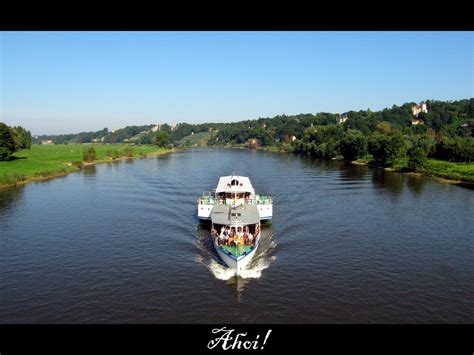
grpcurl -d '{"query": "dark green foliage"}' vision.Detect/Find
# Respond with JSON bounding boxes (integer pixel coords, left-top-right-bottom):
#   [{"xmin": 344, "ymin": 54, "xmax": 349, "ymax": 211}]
[
  {"xmin": 407, "ymin": 146, "xmax": 428, "ymax": 170},
  {"xmin": 155, "ymin": 130, "xmax": 172, "ymax": 147},
  {"xmin": 292, "ymin": 125, "xmax": 343, "ymax": 159},
  {"xmin": 0, "ymin": 122, "xmax": 16, "ymax": 161},
  {"xmin": 12, "ymin": 126, "xmax": 32, "ymax": 149},
  {"xmin": 340, "ymin": 129, "xmax": 368, "ymax": 161},
  {"xmin": 368, "ymin": 133, "xmax": 406, "ymax": 166},
  {"xmin": 82, "ymin": 147, "xmax": 96, "ymax": 162},
  {"xmin": 433, "ymin": 136, "xmax": 474, "ymax": 162}
]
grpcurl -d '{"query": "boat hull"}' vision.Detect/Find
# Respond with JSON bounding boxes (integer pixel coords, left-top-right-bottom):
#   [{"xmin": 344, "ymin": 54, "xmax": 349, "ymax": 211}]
[{"xmin": 212, "ymin": 237, "xmax": 258, "ymax": 275}]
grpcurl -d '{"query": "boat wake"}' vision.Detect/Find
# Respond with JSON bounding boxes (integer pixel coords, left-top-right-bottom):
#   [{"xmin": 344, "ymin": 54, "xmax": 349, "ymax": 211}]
[{"xmin": 204, "ymin": 253, "xmax": 277, "ymax": 280}]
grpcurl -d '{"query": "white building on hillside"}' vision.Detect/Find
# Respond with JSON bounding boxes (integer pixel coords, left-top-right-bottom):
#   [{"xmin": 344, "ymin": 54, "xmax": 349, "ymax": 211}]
[
  {"xmin": 412, "ymin": 102, "xmax": 428, "ymax": 117},
  {"xmin": 337, "ymin": 114, "xmax": 348, "ymax": 124}
]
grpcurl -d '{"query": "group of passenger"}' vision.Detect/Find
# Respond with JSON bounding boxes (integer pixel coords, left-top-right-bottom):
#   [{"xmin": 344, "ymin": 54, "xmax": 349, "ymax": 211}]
[
  {"xmin": 217, "ymin": 192, "xmax": 253, "ymax": 205},
  {"xmin": 211, "ymin": 225, "xmax": 255, "ymax": 247}
]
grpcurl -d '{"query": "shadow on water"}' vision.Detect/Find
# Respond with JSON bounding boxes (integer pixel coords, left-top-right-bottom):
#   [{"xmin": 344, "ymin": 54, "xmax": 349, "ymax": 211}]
[
  {"xmin": 339, "ymin": 162, "xmax": 369, "ymax": 180},
  {"xmin": 405, "ymin": 174, "xmax": 428, "ymax": 195},
  {"xmin": 83, "ymin": 165, "xmax": 97, "ymax": 178},
  {"xmin": 0, "ymin": 185, "xmax": 25, "ymax": 215},
  {"xmin": 371, "ymin": 168, "xmax": 432, "ymax": 196},
  {"xmin": 195, "ymin": 221, "xmax": 276, "ymax": 300},
  {"xmin": 371, "ymin": 168, "xmax": 405, "ymax": 196}
]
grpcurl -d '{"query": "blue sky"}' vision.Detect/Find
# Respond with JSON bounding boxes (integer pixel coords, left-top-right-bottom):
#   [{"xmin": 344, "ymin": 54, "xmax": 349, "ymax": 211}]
[{"xmin": 1, "ymin": 31, "xmax": 473, "ymax": 135}]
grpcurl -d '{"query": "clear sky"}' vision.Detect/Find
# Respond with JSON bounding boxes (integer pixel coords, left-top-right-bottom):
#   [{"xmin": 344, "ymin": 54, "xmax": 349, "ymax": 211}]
[{"xmin": 1, "ymin": 31, "xmax": 473, "ymax": 135}]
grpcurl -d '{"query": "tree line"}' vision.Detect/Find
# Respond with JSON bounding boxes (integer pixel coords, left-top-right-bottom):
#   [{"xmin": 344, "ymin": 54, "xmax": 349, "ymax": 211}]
[{"xmin": 0, "ymin": 123, "xmax": 32, "ymax": 161}]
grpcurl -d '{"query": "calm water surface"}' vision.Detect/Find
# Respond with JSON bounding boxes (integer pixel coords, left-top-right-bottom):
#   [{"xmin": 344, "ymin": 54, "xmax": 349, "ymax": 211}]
[{"xmin": 0, "ymin": 148, "xmax": 473, "ymax": 323}]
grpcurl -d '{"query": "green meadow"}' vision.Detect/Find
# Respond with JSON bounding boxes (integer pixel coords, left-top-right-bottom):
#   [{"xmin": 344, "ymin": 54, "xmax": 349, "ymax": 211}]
[{"xmin": 0, "ymin": 144, "xmax": 171, "ymax": 187}]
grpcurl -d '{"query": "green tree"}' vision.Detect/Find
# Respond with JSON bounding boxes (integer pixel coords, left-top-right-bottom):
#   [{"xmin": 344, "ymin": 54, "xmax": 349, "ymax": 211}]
[
  {"xmin": 369, "ymin": 133, "xmax": 406, "ymax": 166},
  {"xmin": 0, "ymin": 123, "xmax": 16, "ymax": 161},
  {"xmin": 155, "ymin": 130, "xmax": 172, "ymax": 147},
  {"xmin": 340, "ymin": 129, "xmax": 368, "ymax": 161},
  {"xmin": 407, "ymin": 146, "xmax": 427, "ymax": 170}
]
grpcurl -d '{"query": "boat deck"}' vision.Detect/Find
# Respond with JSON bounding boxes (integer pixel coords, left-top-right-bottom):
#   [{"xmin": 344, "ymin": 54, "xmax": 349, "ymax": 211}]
[{"xmin": 220, "ymin": 245, "xmax": 253, "ymax": 257}]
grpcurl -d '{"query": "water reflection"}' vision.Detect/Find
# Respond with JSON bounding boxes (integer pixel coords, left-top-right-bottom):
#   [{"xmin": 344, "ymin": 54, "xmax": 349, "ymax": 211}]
[
  {"xmin": 371, "ymin": 169, "xmax": 405, "ymax": 196},
  {"xmin": 406, "ymin": 175, "xmax": 427, "ymax": 195},
  {"xmin": 0, "ymin": 186, "xmax": 25, "ymax": 216},
  {"xmin": 339, "ymin": 163, "xmax": 368, "ymax": 180},
  {"xmin": 83, "ymin": 165, "xmax": 97, "ymax": 178}
]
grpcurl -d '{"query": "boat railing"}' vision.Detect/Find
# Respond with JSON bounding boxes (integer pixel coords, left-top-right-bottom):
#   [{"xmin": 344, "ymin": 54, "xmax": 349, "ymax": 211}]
[{"xmin": 198, "ymin": 194, "xmax": 272, "ymax": 205}]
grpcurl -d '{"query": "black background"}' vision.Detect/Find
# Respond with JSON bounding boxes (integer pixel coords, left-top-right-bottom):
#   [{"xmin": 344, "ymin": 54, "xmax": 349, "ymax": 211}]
[{"xmin": 1, "ymin": 3, "xmax": 472, "ymax": 355}]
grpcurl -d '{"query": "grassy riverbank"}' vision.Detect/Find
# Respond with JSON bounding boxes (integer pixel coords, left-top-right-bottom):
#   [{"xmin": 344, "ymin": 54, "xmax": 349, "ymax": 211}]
[
  {"xmin": 354, "ymin": 155, "xmax": 474, "ymax": 184},
  {"xmin": 0, "ymin": 144, "xmax": 172, "ymax": 188}
]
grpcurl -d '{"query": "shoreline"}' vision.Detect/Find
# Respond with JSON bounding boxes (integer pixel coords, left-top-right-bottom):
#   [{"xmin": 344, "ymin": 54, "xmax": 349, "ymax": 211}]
[
  {"xmin": 207, "ymin": 146, "xmax": 473, "ymax": 186},
  {"xmin": 350, "ymin": 160, "xmax": 474, "ymax": 187},
  {"xmin": 0, "ymin": 148, "xmax": 174, "ymax": 190}
]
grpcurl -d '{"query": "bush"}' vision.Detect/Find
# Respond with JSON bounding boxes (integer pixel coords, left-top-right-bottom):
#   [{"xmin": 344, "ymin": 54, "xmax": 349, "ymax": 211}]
[
  {"xmin": 112, "ymin": 150, "xmax": 122, "ymax": 159},
  {"xmin": 82, "ymin": 147, "xmax": 96, "ymax": 162},
  {"xmin": 407, "ymin": 146, "xmax": 427, "ymax": 171},
  {"xmin": 0, "ymin": 172, "xmax": 26, "ymax": 185},
  {"xmin": 139, "ymin": 151, "xmax": 147, "ymax": 158},
  {"xmin": 124, "ymin": 147, "xmax": 134, "ymax": 157},
  {"xmin": 434, "ymin": 136, "xmax": 474, "ymax": 162}
]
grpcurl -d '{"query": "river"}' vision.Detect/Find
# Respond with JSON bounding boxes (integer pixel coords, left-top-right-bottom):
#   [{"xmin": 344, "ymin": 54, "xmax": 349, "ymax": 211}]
[{"xmin": 0, "ymin": 148, "xmax": 472, "ymax": 323}]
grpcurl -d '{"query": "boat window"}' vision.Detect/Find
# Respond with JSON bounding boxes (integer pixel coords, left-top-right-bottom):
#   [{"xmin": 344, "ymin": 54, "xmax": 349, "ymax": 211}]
[{"xmin": 231, "ymin": 179, "xmax": 239, "ymax": 186}]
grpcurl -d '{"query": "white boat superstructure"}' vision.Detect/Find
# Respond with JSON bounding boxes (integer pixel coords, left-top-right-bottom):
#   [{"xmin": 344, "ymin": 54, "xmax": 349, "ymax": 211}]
[
  {"xmin": 198, "ymin": 175, "xmax": 272, "ymax": 221},
  {"xmin": 197, "ymin": 175, "xmax": 272, "ymax": 275}
]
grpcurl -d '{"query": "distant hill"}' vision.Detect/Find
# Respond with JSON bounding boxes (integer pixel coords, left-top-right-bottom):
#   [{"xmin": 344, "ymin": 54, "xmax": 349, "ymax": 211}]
[{"xmin": 31, "ymin": 98, "xmax": 473, "ymax": 147}]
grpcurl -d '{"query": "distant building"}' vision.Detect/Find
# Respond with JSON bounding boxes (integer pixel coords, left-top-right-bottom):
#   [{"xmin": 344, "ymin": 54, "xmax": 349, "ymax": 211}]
[
  {"xmin": 41, "ymin": 140, "xmax": 53, "ymax": 145},
  {"xmin": 91, "ymin": 138, "xmax": 100, "ymax": 143},
  {"xmin": 411, "ymin": 118, "xmax": 424, "ymax": 125},
  {"xmin": 151, "ymin": 125, "xmax": 160, "ymax": 132},
  {"xmin": 412, "ymin": 102, "xmax": 428, "ymax": 117},
  {"xmin": 247, "ymin": 138, "xmax": 259, "ymax": 149},
  {"xmin": 337, "ymin": 114, "xmax": 348, "ymax": 124},
  {"xmin": 459, "ymin": 122, "xmax": 473, "ymax": 136}
]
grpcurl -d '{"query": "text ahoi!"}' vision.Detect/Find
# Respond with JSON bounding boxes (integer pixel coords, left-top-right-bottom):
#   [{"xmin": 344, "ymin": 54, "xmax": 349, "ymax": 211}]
[{"xmin": 207, "ymin": 327, "xmax": 272, "ymax": 350}]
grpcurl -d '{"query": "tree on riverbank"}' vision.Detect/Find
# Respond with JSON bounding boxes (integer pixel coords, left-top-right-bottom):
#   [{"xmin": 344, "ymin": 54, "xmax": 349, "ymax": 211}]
[
  {"xmin": 0, "ymin": 123, "xmax": 32, "ymax": 161},
  {"xmin": 340, "ymin": 129, "xmax": 368, "ymax": 161},
  {"xmin": 0, "ymin": 123, "xmax": 16, "ymax": 161},
  {"xmin": 155, "ymin": 130, "xmax": 172, "ymax": 148}
]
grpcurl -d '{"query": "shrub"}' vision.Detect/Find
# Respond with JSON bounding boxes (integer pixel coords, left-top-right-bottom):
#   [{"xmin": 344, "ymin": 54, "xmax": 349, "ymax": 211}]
[
  {"xmin": 407, "ymin": 146, "xmax": 428, "ymax": 171},
  {"xmin": 112, "ymin": 150, "xmax": 122, "ymax": 159},
  {"xmin": 124, "ymin": 147, "xmax": 134, "ymax": 157},
  {"xmin": 82, "ymin": 147, "xmax": 96, "ymax": 162}
]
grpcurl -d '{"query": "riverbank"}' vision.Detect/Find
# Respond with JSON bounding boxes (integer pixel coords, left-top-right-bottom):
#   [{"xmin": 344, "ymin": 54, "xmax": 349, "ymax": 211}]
[
  {"xmin": 353, "ymin": 156, "xmax": 474, "ymax": 186},
  {"xmin": 211, "ymin": 145, "xmax": 474, "ymax": 185},
  {"xmin": 0, "ymin": 144, "xmax": 173, "ymax": 189}
]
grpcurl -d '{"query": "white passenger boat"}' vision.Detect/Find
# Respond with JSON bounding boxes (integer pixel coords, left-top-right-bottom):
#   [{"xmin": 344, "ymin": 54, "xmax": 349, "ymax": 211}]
[{"xmin": 197, "ymin": 175, "xmax": 273, "ymax": 275}]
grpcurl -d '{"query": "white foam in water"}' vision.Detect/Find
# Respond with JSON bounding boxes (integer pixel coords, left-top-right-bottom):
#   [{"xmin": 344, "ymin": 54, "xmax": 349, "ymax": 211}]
[{"xmin": 205, "ymin": 255, "xmax": 276, "ymax": 280}]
